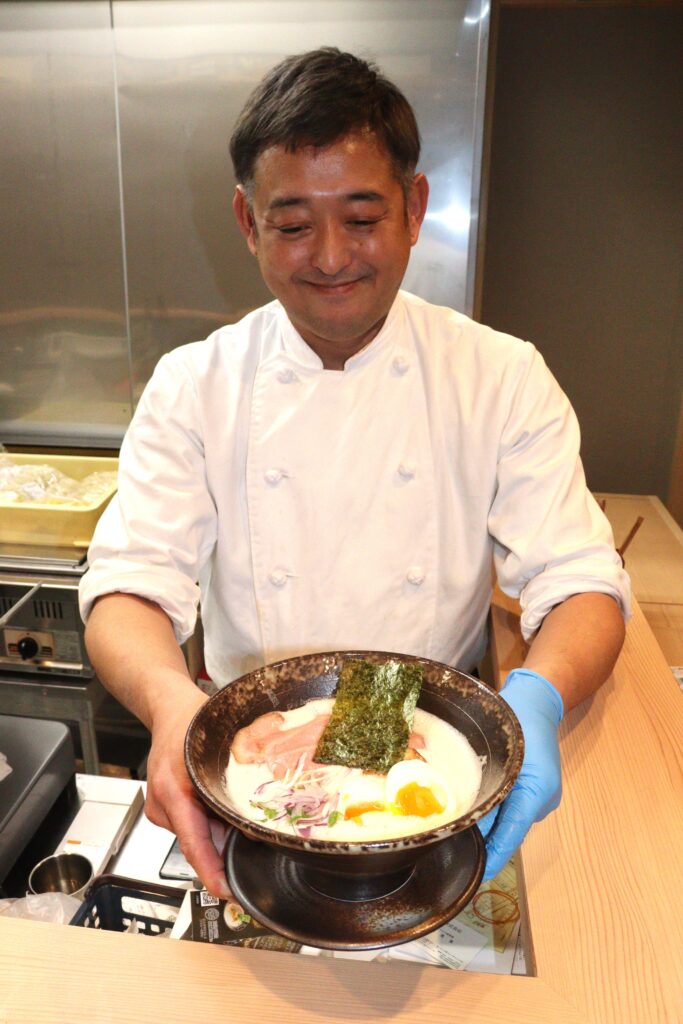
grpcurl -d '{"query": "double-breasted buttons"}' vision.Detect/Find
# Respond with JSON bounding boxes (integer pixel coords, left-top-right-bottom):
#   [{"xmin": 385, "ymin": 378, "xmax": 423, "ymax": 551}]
[{"xmin": 247, "ymin": 321, "xmax": 437, "ymax": 663}]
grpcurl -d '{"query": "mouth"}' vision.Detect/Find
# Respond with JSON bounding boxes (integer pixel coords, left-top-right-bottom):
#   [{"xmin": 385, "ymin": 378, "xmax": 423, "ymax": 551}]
[{"xmin": 302, "ymin": 277, "xmax": 367, "ymax": 296}]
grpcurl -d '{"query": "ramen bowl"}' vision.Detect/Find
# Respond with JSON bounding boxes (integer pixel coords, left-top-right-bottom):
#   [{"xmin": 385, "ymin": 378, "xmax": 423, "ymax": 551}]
[{"xmin": 185, "ymin": 650, "xmax": 523, "ymax": 948}]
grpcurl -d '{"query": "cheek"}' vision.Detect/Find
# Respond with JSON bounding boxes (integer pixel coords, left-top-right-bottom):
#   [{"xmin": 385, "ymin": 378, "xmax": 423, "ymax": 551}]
[
  {"xmin": 368, "ymin": 231, "xmax": 411, "ymax": 266},
  {"xmin": 261, "ymin": 239, "xmax": 308, "ymax": 276}
]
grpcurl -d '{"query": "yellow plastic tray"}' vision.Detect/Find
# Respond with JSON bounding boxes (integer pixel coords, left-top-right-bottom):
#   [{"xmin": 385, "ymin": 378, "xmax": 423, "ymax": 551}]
[{"xmin": 0, "ymin": 453, "xmax": 118, "ymax": 549}]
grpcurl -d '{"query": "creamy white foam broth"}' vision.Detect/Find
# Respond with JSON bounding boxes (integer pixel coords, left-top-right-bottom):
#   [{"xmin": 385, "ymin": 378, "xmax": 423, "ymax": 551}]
[{"xmin": 223, "ymin": 698, "xmax": 484, "ymax": 841}]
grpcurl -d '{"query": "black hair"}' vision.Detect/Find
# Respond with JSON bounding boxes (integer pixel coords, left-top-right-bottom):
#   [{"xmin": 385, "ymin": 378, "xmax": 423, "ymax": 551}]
[{"xmin": 229, "ymin": 47, "xmax": 421, "ymax": 196}]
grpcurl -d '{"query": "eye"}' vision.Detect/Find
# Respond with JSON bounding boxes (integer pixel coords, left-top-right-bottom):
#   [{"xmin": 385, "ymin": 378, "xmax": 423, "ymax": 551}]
[
  {"xmin": 349, "ymin": 219, "xmax": 379, "ymax": 228},
  {"xmin": 278, "ymin": 225, "xmax": 308, "ymax": 235}
]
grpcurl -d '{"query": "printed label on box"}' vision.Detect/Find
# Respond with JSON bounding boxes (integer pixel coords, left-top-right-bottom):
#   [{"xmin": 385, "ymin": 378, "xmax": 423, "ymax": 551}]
[
  {"xmin": 190, "ymin": 891, "xmax": 301, "ymax": 952},
  {"xmin": 199, "ymin": 891, "xmax": 220, "ymax": 908}
]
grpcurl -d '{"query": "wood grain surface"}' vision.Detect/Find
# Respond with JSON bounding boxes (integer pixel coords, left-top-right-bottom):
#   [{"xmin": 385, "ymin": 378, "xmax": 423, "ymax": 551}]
[
  {"xmin": 594, "ymin": 493, "xmax": 683, "ymax": 605},
  {"xmin": 1, "ymin": 533, "xmax": 681, "ymax": 1022}
]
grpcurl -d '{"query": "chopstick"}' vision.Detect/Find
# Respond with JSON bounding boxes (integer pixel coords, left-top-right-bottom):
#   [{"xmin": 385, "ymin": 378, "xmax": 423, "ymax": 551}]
[
  {"xmin": 617, "ymin": 516, "xmax": 644, "ymax": 560},
  {"xmin": 596, "ymin": 496, "xmax": 644, "ymax": 563}
]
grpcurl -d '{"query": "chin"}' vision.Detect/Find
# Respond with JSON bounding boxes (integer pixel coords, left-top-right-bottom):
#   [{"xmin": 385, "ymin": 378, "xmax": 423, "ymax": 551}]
[{"xmin": 298, "ymin": 306, "xmax": 389, "ymax": 347}]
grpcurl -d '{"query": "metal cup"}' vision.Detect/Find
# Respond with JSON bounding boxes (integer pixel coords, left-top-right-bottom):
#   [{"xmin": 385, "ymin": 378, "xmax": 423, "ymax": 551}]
[{"xmin": 28, "ymin": 853, "xmax": 93, "ymax": 901}]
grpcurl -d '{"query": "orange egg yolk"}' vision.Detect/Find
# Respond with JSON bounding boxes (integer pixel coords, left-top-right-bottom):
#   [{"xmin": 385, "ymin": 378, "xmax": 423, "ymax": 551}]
[
  {"xmin": 344, "ymin": 801, "xmax": 385, "ymax": 820},
  {"xmin": 395, "ymin": 782, "xmax": 445, "ymax": 817}
]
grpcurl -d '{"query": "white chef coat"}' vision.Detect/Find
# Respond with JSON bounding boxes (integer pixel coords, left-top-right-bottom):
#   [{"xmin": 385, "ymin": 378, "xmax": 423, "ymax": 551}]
[{"xmin": 79, "ymin": 291, "xmax": 630, "ymax": 686}]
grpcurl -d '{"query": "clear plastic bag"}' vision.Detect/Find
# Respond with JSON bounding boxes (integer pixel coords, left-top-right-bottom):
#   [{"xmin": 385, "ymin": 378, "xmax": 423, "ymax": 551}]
[
  {"xmin": 0, "ymin": 891, "xmax": 81, "ymax": 924},
  {"xmin": 0, "ymin": 448, "xmax": 116, "ymax": 507}
]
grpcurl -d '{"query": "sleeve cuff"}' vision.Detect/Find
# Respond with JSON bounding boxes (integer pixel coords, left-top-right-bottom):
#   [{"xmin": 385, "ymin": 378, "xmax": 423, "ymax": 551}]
[
  {"xmin": 78, "ymin": 561, "xmax": 200, "ymax": 645},
  {"xmin": 518, "ymin": 562, "xmax": 631, "ymax": 642}
]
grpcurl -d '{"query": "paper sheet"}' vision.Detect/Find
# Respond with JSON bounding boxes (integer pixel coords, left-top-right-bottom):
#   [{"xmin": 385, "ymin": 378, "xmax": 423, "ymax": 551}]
[{"xmin": 173, "ymin": 860, "xmax": 528, "ymax": 976}]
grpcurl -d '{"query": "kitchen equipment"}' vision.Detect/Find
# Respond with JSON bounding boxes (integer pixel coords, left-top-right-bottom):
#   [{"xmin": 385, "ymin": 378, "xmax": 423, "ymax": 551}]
[
  {"xmin": 0, "ymin": 716, "xmax": 75, "ymax": 887},
  {"xmin": 0, "ymin": 450, "xmax": 117, "ymax": 677},
  {"xmin": 0, "ymin": 538, "xmax": 196, "ymax": 773},
  {"xmin": 0, "ymin": 545, "xmax": 105, "ymax": 773},
  {"xmin": 0, "ymin": 549, "xmax": 92, "ymax": 680},
  {"xmin": 29, "ymin": 852, "xmax": 93, "ymax": 900},
  {"xmin": 56, "ymin": 776, "xmax": 144, "ymax": 878},
  {"xmin": 185, "ymin": 650, "xmax": 524, "ymax": 950}
]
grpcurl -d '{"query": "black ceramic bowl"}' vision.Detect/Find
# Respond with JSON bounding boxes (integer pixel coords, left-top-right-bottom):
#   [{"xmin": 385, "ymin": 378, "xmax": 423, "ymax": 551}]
[{"xmin": 186, "ymin": 651, "xmax": 523, "ymax": 918}]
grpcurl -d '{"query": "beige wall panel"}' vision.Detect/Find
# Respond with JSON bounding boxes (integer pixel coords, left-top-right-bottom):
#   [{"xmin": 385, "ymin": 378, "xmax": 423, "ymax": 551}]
[{"xmin": 480, "ymin": 5, "xmax": 683, "ymax": 500}]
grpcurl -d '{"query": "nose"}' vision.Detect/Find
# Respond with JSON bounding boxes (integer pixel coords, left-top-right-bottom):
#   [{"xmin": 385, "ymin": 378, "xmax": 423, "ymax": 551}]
[{"xmin": 310, "ymin": 220, "xmax": 353, "ymax": 277}]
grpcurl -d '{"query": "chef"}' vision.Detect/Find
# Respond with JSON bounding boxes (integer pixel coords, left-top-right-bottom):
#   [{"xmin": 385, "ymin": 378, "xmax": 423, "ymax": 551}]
[{"xmin": 80, "ymin": 47, "xmax": 630, "ymax": 898}]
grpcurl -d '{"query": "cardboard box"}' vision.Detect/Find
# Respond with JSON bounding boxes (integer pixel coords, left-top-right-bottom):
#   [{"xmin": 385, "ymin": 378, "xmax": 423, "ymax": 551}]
[{"xmin": 190, "ymin": 891, "xmax": 301, "ymax": 953}]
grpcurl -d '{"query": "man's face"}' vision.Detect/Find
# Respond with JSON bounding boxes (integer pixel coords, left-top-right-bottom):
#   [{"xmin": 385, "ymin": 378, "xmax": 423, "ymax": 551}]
[{"xmin": 233, "ymin": 133, "xmax": 428, "ymax": 368}]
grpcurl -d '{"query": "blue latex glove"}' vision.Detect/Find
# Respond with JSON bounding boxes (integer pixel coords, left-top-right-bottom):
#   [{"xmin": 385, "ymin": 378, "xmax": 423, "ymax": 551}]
[{"xmin": 478, "ymin": 668, "xmax": 564, "ymax": 881}]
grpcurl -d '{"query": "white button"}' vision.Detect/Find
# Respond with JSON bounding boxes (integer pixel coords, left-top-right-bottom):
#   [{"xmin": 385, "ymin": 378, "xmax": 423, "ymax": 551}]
[
  {"xmin": 392, "ymin": 355, "xmax": 409, "ymax": 375},
  {"xmin": 269, "ymin": 570, "xmax": 288, "ymax": 587},
  {"xmin": 398, "ymin": 462, "xmax": 416, "ymax": 480},
  {"xmin": 276, "ymin": 368, "xmax": 298, "ymax": 384},
  {"xmin": 406, "ymin": 567, "xmax": 425, "ymax": 586},
  {"xmin": 264, "ymin": 468, "xmax": 284, "ymax": 485}
]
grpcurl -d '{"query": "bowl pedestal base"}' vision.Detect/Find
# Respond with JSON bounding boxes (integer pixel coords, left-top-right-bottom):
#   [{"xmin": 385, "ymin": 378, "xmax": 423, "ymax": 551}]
[
  {"xmin": 300, "ymin": 862, "xmax": 415, "ymax": 902},
  {"xmin": 225, "ymin": 825, "xmax": 485, "ymax": 950}
]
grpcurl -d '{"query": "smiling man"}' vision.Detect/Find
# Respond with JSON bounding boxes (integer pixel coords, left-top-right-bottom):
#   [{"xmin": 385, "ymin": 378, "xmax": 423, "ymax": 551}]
[
  {"xmin": 80, "ymin": 49, "xmax": 630, "ymax": 898},
  {"xmin": 232, "ymin": 133, "xmax": 428, "ymax": 368}
]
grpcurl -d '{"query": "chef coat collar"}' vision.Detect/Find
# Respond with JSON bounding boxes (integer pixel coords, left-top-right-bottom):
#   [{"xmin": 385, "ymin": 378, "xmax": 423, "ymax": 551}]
[{"xmin": 277, "ymin": 291, "xmax": 404, "ymax": 373}]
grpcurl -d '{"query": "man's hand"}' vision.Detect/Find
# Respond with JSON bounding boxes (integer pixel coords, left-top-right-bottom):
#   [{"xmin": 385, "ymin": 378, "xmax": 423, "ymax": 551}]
[
  {"xmin": 85, "ymin": 594, "xmax": 231, "ymax": 897},
  {"xmin": 479, "ymin": 593, "xmax": 625, "ymax": 879},
  {"xmin": 144, "ymin": 686, "xmax": 230, "ymax": 898},
  {"xmin": 478, "ymin": 668, "xmax": 563, "ymax": 881}
]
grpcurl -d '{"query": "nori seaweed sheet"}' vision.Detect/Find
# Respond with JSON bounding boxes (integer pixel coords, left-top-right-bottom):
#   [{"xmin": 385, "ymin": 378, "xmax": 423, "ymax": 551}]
[{"xmin": 314, "ymin": 659, "xmax": 423, "ymax": 773}]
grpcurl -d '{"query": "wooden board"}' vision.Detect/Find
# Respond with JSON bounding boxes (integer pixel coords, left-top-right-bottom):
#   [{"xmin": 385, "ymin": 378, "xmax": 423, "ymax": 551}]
[
  {"xmin": 593, "ymin": 493, "xmax": 683, "ymax": 605},
  {"xmin": 639, "ymin": 603, "xmax": 683, "ymax": 667},
  {"xmin": 1, "ymin": 594, "xmax": 681, "ymax": 1023}
]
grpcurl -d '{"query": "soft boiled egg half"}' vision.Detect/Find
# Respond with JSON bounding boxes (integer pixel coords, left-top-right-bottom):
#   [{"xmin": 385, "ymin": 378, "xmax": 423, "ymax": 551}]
[
  {"xmin": 339, "ymin": 759, "xmax": 451, "ymax": 826},
  {"xmin": 386, "ymin": 759, "xmax": 450, "ymax": 817}
]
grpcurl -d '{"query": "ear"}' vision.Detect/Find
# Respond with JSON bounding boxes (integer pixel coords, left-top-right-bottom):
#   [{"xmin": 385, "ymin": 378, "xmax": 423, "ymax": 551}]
[
  {"xmin": 232, "ymin": 186, "xmax": 258, "ymax": 256},
  {"xmin": 406, "ymin": 173, "xmax": 429, "ymax": 246}
]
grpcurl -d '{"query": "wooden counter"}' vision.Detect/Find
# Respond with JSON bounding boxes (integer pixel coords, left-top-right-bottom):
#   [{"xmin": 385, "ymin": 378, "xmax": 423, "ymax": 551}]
[
  {"xmin": 1, "ymin": 591, "xmax": 681, "ymax": 1023},
  {"xmin": 594, "ymin": 492, "xmax": 683, "ymax": 666}
]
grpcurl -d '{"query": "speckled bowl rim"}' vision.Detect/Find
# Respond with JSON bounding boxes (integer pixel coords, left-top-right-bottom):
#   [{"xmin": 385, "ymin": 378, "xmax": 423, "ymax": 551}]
[{"xmin": 185, "ymin": 650, "xmax": 524, "ymax": 856}]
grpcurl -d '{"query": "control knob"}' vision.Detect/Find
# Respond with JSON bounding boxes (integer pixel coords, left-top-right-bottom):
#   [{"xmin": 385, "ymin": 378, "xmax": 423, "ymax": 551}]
[{"xmin": 17, "ymin": 636, "xmax": 39, "ymax": 660}]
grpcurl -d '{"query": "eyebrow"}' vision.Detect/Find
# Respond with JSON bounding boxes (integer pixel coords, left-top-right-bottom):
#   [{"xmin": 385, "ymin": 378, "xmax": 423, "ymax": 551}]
[{"xmin": 266, "ymin": 190, "xmax": 386, "ymax": 211}]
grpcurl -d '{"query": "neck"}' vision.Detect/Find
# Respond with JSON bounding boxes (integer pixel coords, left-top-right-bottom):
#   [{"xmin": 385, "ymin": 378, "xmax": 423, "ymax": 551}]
[{"xmin": 295, "ymin": 317, "xmax": 388, "ymax": 371}]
